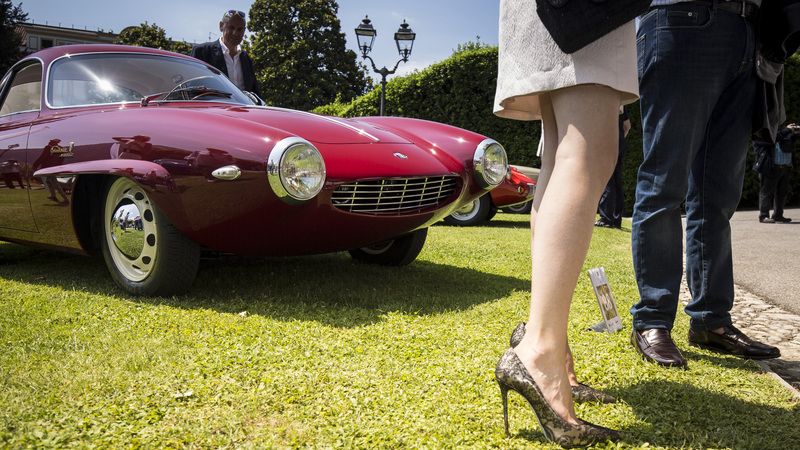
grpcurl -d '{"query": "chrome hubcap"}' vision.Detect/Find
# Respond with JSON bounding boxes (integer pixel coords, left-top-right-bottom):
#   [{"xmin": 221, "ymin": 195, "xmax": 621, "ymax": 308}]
[
  {"xmin": 452, "ymin": 199, "xmax": 480, "ymax": 220},
  {"xmin": 105, "ymin": 178, "xmax": 157, "ymax": 282}
]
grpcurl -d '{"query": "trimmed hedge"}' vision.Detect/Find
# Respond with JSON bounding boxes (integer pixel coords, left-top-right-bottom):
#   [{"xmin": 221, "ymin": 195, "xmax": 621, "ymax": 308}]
[{"xmin": 315, "ymin": 48, "xmax": 800, "ymax": 214}]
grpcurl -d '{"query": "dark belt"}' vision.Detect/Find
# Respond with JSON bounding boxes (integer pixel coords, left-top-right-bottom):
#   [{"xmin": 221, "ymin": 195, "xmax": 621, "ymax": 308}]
[{"xmin": 692, "ymin": 1, "xmax": 758, "ymax": 18}]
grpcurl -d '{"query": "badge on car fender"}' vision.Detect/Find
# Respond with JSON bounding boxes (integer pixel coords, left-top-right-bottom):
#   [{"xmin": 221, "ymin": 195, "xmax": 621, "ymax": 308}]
[{"xmin": 50, "ymin": 142, "xmax": 75, "ymax": 158}]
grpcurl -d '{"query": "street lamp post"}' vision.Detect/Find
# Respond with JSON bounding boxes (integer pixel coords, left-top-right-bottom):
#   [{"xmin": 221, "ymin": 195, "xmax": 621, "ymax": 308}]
[{"xmin": 355, "ymin": 16, "xmax": 416, "ymax": 116}]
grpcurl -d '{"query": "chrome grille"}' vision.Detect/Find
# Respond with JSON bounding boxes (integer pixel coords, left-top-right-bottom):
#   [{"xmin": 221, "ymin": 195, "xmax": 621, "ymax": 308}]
[{"xmin": 332, "ymin": 176, "xmax": 458, "ymax": 214}]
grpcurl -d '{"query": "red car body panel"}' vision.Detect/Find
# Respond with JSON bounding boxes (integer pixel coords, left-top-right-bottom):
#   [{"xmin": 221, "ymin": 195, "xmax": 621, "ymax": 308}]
[
  {"xmin": 490, "ymin": 167, "xmax": 535, "ymax": 208},
  {"xmin": 0, "ymin": 45, "xmax": 503, "ymax": 257}
]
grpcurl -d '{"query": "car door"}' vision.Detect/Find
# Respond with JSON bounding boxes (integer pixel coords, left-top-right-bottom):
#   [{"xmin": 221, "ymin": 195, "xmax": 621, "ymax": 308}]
[{"xmin": 0, "ymin": 61, "xmax": 42, "ymax": 232}]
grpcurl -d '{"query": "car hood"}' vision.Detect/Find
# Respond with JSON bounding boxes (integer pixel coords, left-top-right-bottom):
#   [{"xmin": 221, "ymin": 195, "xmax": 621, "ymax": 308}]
[{"xmin": 207, "ymin": 105, "xmax": 413, "ymax": 145}]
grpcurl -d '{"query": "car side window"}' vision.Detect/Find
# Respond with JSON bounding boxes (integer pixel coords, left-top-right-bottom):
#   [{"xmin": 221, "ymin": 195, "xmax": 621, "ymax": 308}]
[{"xmin": 0, "ymin": 63, "xmax": 42, "ymax": 116}]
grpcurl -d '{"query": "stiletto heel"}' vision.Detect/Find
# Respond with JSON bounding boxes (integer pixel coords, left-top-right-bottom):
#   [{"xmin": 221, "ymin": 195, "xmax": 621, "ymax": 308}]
[
  {"xmin": 494, "ymin": 348, "xmax": 622, "ymax": 448},
  {"xmin": 498, "ymin": 380, "xmax": 511, "ymax": 437}
]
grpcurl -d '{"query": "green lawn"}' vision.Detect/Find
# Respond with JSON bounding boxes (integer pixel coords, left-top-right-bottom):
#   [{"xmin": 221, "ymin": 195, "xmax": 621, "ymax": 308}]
[{"xmin": 0, "ymin": 213, "xmax": 797, "ymax": 449}]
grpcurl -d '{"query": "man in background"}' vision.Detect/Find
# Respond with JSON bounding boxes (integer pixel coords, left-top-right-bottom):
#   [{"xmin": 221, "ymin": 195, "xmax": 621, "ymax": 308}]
[
  {"xmin": 191, "ymin": 10, "xmax": 260, "ymax": 96},
  {"xmin": 755, "ymin": 123, "xmax": 799, "ymax": 223},
  {"xmin": 596, "ymin": 107, "xmax": 631, "ymax": 229}
]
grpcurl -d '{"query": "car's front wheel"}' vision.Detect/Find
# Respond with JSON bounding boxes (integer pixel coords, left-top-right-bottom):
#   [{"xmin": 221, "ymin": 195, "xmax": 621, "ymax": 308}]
[
  {"xmin": 443, "ymin": 194, "xmax": 492, "ymax": 226},
  {"xmin": 348, "ymin": 228, "xmax": 427, "ymax": 266},
  {"xmin": 100, "ymin": 177, "xmax": 200, "ymax": 296}
]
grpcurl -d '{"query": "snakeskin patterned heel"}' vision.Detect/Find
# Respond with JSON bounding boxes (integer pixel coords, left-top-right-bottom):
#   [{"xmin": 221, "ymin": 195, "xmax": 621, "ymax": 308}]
[
  {"xmin": 509, "ymin": 322, "xmax": 616, "ymax": 404},
  {"xmin": 495, "ymin": 348, "xmax": 622, "ymax": 448}
]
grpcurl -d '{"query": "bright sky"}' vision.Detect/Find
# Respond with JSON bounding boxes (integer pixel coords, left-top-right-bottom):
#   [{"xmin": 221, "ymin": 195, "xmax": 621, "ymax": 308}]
[{"xmin": 21, "ymin": 0, "xmax": 500, "ymax": 78}]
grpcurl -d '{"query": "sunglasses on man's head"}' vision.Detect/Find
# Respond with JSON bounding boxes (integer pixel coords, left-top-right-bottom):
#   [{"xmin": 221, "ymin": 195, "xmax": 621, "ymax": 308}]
[{"xmin": 223, "ymin": 10, "xmax": 245, "ymax": 19}]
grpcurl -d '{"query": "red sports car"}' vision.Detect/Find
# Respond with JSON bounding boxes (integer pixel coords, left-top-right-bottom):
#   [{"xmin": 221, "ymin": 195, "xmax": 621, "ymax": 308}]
[{"xmin": 0, "ymin": 45, "xmax": 508, "ymax": 296}]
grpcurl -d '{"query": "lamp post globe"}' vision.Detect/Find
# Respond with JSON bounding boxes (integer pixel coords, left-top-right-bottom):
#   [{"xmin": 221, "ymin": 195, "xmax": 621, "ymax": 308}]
[
  {"xmin": 355, "ymin": 16, "xmax": 376, "ymax": 57},
  {"xmin": 394, "ymin": 21, "xmax": 415, "ymax": 62},
  {"xmin": 354, "ymin": 16, "xmax": 416, "ymax": 116}
]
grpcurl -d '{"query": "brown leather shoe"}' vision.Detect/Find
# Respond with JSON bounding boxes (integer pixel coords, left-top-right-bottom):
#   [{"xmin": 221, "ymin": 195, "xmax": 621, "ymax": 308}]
[
  {"xmin": 631, "ymin": 329, "xmax": 688, "ymax": 369},
  {"xmin": 688, "ymin": 325, "xmax": 781, "ymax": 360}
]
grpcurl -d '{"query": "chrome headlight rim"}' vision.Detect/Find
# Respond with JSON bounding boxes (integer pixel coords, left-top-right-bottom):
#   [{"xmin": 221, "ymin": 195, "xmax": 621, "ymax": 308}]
[
  {"xmin": 473, "ymin": 138, "xmax": 508, "ymax": 188},
  {"xmin": 267, "ymin": 137, "xmax": 326, "ymax": 204}
]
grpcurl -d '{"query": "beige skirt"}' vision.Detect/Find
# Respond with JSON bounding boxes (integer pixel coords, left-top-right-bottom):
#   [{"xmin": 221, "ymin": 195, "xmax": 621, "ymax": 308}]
[{"xmin": 494, "ymin": 0, "xmax": 639, "ymax": 121}]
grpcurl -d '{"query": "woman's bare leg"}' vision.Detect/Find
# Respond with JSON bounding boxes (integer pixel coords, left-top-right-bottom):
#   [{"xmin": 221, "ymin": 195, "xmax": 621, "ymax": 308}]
[{"xmin": 514, "ymin": 84, "xmax": 621, "ymax": 423}]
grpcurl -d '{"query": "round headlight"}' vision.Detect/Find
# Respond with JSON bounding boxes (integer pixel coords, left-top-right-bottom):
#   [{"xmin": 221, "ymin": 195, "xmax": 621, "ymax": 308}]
[
  {"xmin": 474, "ymin": 139, "xmax": 508, "ymax": 188},
  {"xmin": 268, "ymin": 137, "xmax": 326, "ymax": 204}
]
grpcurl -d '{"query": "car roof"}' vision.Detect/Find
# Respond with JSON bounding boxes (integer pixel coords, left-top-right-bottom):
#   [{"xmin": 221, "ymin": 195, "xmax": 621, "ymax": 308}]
[{"xmin": 21, "ymin": 44, "xmax": 197, "ymax": 66}]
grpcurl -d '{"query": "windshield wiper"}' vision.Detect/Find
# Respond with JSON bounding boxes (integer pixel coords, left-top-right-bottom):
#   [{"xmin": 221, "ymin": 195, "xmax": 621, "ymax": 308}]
[{"xmin": 141, "ymin": 86, "xmax": 234, "ymax": 107}]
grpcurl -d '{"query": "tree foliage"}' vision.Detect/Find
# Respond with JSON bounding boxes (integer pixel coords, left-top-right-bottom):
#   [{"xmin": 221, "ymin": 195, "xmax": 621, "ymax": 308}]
[
  {"xmin": 247, "ymin": 0, "xmax": 371, "ymax": 111},
  {"xmin": 451, "ymin": 37, "xmax": 492, "ymax": 58},
  {"xmin": 0, "ymin": 0, "xmax": 27, "ymax": 75},
  {"xmin": 116, "ymin": 22, "xmax": 191, "ymax": 55}
]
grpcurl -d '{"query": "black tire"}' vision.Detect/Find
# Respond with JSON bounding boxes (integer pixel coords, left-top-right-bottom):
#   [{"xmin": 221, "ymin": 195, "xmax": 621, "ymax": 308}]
[
  {"xmin": 486, "ymin": 204, "xmax": 498, "ymax": 221},
  {"xmin": 100, "ymin": 177, "xmax": 200, "ymax": 296},
  {"xmin": 348, "ymin": 228, "xmax": 427, "ymax": 266},
  {"xmin": 443, "ymin": 194, "xmax": 492, "ymax": 226},
  {"xmin": 502, "ymin": 200, "xmax": 533, "ymax": 214}
]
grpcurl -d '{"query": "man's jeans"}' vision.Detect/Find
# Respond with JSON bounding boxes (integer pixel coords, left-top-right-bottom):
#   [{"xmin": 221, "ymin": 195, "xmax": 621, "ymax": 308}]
[{"xmin": 630, "ymin": 4, "xmax": 757, "ymax": 332}]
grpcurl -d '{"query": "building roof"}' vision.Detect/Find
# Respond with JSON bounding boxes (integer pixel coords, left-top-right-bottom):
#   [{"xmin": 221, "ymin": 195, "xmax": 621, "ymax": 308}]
[{"xmin": 17, "ymin": 22, "xmax": 119, "ymax": 54}]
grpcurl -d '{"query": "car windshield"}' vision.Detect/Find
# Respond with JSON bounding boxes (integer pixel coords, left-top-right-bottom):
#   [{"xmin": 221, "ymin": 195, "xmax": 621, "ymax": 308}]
[{"xmin": 46, "ymin": 53, "xmax": 254, "ymax": 108}]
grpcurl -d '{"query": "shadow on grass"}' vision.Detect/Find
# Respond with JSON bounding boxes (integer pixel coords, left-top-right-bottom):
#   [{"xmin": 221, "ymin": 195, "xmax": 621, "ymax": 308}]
[
  {"xmin": 678, "ymin": 346, "xmax": 768, "ymax": 371},
  {"xmin": 433, "ymin": 218, "xmax": 529, "ymax": 230},
  {"xmin": 0, "ymin": 243, "xmax": 528, "ymax": 328},
  {"xmin": 510, "ymin": 377, "xmax": 799, "ymax": 448},
  {"xmin": 683, "ymin": 344, "xmax": 800, "ymax": 400},
  {"xmin": 437, "ymin": 217, "xmax": 634, "ymax": 233},
  {"xmin": 505, "ymin": 345, "xmax": 798, "ymax": 448},
  {"xmin": 619, "ymin": 379, "xmax": 800, "ymax": 448}
]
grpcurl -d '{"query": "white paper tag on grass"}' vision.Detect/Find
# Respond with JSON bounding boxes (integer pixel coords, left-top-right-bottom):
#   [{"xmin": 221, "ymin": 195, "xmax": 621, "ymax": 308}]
[{"xmin": 587, "ymin": 267, "xmax": 623, "ymax": 333}]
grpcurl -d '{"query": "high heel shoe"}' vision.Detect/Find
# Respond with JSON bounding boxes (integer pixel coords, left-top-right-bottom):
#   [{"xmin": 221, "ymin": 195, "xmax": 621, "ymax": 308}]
[
  {"xmin": 495, "ymin": 348, "xmax": 622, "ymax": 448},
  {"xmin": 510, "ymin": 322, "xmax": 617, "ymax": 404}
]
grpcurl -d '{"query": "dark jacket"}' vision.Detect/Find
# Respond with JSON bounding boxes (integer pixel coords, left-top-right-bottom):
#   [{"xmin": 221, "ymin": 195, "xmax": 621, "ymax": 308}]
[
  {"xmin": 752, "ymin": 0, "xmax": 800, "ymax": 143},
  {"xmin": 190, "ymin": 40, "xmax": 260, "ymax": 96}
]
